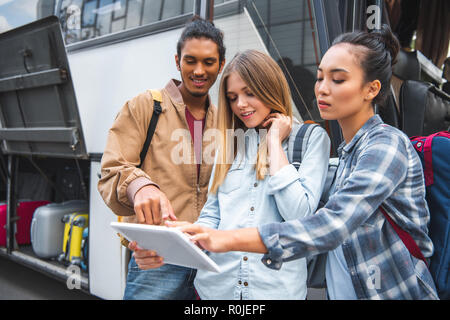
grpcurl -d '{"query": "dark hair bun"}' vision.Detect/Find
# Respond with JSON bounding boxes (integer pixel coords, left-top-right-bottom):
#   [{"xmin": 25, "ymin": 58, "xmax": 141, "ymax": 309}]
[
  {"xmin": 331, "ymin": 24, "xmax": 400, "ymax": 106},
  {"xmin": 378, "ymin": 24, "xmax": 400, "ymax": 66}
]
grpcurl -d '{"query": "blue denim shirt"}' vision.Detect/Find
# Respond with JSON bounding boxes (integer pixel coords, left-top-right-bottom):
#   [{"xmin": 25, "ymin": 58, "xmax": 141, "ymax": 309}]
[
  {"xmin": 326, "ymin": 244, "xmax": 358, "ymax": 299},
  {"xmin": 259, "ymin": 115, "xmax": 439, "ymax": 300},
  {"xmin": 325, "ymin": 179, "xmax": 358, "ymax": 300},
  {"xmin": 194, "ymin": 124, "xmax": 331, "ymax": 300}
]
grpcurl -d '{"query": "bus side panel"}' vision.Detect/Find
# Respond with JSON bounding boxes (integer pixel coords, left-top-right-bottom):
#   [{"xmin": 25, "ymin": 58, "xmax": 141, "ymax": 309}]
[{"xmin": 89, "ymin": 161, "xmax": 126, "ymax": 300}]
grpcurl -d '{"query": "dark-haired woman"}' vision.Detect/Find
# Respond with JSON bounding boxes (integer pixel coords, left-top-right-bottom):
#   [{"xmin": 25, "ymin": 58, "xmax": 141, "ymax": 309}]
[{"xmin": 168, "ymin": 25, "xmax": 439, "ymax": 300}]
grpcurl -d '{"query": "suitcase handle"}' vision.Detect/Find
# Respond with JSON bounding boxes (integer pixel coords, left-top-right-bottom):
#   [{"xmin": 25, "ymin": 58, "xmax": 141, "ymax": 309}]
[
  {"xmin": 60, "ymin": 215, "xmax": 76, "ymax": 264},
  {"xmin": 30, "ymin": 218, "xmax": 36, "ymax": 245},
  {"xmin": 73, "ymin": 216, "xmax": 86, "ymax": 228}
]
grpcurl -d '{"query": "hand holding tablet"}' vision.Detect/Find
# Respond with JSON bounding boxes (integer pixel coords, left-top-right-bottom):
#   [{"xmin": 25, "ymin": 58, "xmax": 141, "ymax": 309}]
[{"xmin": 110, "ymin": 222, "xmax": 221, "ymax": 273}]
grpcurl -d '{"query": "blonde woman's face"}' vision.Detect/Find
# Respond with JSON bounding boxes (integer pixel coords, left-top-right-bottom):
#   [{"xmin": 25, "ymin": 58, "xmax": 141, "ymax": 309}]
[{"xmin": 226, "ymin": 72, "xmax": 271, "ymax": 129}]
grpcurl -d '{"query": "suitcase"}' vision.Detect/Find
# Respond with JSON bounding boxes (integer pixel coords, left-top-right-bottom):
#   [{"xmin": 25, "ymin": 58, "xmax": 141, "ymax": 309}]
[
  {"xmin": 30, "ymin": 200, "xmax": 88, "ymax": 258},
  {"xmin": 58, "ymin": 212, "xmax": 89, "ymax": 265},
  {"xmin": 0, "ymin": 200, "xmax": 50, "ymax": 246}
]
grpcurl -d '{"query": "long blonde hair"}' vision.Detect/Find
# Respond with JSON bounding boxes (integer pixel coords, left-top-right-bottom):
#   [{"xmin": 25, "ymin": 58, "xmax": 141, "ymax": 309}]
[{"xmin": 210, "ymin": 50, "xmax": 293, "ymax": 194}]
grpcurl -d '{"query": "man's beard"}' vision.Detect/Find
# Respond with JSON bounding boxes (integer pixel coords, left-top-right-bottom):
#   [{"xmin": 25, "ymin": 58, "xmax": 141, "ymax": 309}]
[{"xmin": 186, "ymin": 88, "xmax": 208, "ymax": 97}]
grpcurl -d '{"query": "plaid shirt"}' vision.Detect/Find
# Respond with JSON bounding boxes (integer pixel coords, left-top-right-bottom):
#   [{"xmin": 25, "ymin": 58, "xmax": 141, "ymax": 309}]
[{"xmin": 258, "ymin": 115, "xmax": 439, "ymax": 300}]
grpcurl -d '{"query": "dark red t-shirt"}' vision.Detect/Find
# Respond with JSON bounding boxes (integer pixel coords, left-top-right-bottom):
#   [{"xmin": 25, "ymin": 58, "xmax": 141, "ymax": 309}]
[{"xmin": 185, "ymin": 108, "xmax": 205, "ymax": 180}]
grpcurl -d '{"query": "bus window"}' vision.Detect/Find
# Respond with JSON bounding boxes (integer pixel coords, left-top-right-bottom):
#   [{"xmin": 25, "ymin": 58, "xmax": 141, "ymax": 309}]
[
  {"xmin": 0, "ymin": 0, "xmax": 56, "ymax": 33},
  {"xmin": 246, "ymin": 0, "xmax": 322, "ymax": 123},
  {"xmin": 57, "ymin": 0, "xmax": 235, "ymax": 45}
]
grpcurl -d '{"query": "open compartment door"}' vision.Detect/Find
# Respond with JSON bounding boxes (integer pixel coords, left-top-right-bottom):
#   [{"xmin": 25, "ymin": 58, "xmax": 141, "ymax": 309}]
[{"xmin": 0, "ymin": 16, "xmax": 87, "ymax": 159}]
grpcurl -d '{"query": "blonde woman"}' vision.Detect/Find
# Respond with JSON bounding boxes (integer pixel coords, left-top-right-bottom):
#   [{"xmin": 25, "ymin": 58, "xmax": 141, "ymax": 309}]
[{"xmin": 167, "ymin": 50, "xmax": 330, "ymax": 300}]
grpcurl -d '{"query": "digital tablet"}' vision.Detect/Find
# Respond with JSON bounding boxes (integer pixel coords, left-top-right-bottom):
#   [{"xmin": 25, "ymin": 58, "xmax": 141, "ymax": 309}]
[{"xmin": 110, "ymin": 222, "xmax": 221, "ymax": 273}]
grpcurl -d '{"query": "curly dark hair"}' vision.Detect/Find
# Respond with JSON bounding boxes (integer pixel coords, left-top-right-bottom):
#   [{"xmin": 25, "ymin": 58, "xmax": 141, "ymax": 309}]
[{"xmin": 177, "ymin": 16, "xmax": 226, "ymax": 65}]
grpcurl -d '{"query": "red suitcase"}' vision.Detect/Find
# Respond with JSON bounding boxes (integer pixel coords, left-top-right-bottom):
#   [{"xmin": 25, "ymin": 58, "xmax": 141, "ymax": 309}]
[{"xmin": 0, "ymin": 201, "xmax": 50, "ymax": 246}]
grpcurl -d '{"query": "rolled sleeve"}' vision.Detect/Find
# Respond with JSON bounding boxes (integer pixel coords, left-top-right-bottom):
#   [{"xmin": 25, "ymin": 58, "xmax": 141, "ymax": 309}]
[
  {"xmin": 258, "ymin": 224, "xmax": 284, "ymax": 270},
  {"xmin": 126, "ymin": 177, "xmax": 160, "ymax": 205},
  {"xmin": 267, "ymin": 164, "xmax": 302, "ymax": 192}
]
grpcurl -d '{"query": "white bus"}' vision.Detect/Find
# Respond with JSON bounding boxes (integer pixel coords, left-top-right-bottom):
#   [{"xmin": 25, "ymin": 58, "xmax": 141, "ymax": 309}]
[{"xmin": 0, "ymin": 0, "xmax": 448, "ymax": 300}]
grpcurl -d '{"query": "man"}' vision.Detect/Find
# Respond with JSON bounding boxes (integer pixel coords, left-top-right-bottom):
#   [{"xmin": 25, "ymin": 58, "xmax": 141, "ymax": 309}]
[{"xmin": 98, "ymin": 17, "xmax": 225, "ymax": 300}]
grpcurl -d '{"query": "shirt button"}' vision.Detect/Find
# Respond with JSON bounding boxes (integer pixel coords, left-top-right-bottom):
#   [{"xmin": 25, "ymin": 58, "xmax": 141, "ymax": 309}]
[
  {"xmin": 238, "ymin": 280, "xmax": 242, "ymax": 285},
  {"xmin": 250, "ymin": 207, "xmax": 254, "ymax": 211},
  {"xmin": 254, "ymin": 183, "xmax": 258, "ymax": 187},
  {"xmin": 243, "ymin": 256, "xmax": 248, "ymax": 261},
  {"xmin": 244, "ymin": 282, "xmax": 248, "ymax": 287}
]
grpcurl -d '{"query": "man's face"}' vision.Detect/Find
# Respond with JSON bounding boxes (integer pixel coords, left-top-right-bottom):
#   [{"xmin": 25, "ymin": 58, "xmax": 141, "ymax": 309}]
[{"xmin": 176, "ymin": 37, "xmax": 224, "ymax": 98}]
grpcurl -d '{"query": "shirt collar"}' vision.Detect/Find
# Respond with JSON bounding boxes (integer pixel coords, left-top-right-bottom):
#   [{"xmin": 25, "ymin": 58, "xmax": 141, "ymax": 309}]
[
  {"xmin": 164, "ymin": 79, "xmax": 184, "ymax": 106},
  {"xmin": 338, "ymin": 114, "xmax": 383, "ymax": 156}
]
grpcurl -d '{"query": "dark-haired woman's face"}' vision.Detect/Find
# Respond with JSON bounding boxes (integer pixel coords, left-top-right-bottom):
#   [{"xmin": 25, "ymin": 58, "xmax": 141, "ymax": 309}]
[{"xmin": 314, "ymin": 44, "xmax": 373, "ymax": 122}]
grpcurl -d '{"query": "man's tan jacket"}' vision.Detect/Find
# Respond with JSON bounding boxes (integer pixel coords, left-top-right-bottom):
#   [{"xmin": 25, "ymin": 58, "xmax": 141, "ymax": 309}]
[{"xmin": 98, "ymin": 79, "xmax": 217, "ymax": 224}]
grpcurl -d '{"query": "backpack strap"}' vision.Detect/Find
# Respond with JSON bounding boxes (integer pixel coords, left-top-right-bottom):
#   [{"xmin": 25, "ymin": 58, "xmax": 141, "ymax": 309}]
[
  {"xmin": 422, "ymin": 131, "xmax": 450, "ymax": 187},
  {"xmin": 138, "ymin": 90, "xmax": 163, "ymax": 169},
  {"xmin": 290, "ymin": 123, "xmax": 319, "ymax": 170},
  {"xmin": 411, "ymin": 131, "xmax": 450, "ymax": 187},
  {"xmin": 380, "ymin": 206, "xmax": 428, "ymax": 267},
  {"xmin": 64, "ymin": 215, "xmax": 75, "ymax": 263}
]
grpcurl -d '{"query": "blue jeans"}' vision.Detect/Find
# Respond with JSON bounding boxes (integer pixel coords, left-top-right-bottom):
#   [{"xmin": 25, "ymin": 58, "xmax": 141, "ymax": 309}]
[{"xmin": 123, "ymin": 256, "xmax": 197, "ymax": 300}]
